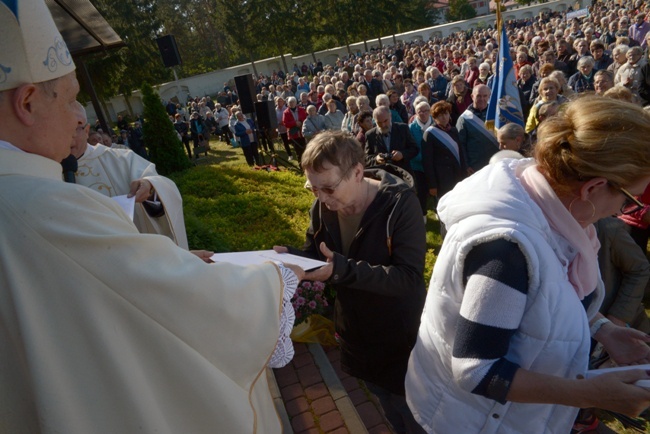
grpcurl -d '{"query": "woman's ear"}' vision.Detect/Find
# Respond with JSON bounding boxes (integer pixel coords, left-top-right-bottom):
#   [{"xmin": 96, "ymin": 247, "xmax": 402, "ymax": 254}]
[
  {"xmin": 579, "ymin": 177, "xmax": 608, "ymax": 200},
  {"xmin": 354, "ymin": 162, "xmax": 365, "ymax": 181}
]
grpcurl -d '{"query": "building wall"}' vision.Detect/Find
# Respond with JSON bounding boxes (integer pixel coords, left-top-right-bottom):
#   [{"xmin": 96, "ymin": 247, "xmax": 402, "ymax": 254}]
[{"xmin": 86, "ymin": 0, "xmax": 582, "ymax": 125}]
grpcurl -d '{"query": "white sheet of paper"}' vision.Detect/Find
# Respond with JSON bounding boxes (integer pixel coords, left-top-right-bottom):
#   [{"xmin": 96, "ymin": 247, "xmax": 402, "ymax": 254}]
[
  {"xmin": 210, "ymin": 250, "xmax": 327, "ymax": 271},
  {"xmin": 112, "ymin": 195, "xmax": 135, "ymax": 221},
  {"xmin": 586, "ymin": 363, "xmax": 650, "ymax": 387},
  {"xmin": 585, "ymin": 363, "xmax": 650, "ymax": 378}
]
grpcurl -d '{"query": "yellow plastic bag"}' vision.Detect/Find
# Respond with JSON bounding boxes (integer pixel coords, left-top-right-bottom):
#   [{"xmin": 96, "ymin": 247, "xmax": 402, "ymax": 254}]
[{"xmin": 290, "ymin": 314, "xmax": 337, "ymax": 347}]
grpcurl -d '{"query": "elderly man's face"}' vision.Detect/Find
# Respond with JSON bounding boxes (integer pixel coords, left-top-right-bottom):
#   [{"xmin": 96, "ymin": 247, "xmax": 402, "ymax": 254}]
[
  {"xmin": 472, "ymin": 86, "xmax": 490, "ymax": 110},
  {"xmin": 27, "ymin": 73, "xmax": 83, "ymax": 162},
  {"xmin": 374, "ymin": 110, "xmax": 391, "ymax": 134}
]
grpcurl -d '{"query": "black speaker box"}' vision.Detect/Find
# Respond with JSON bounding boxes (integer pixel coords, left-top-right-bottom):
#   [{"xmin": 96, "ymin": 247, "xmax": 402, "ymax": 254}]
[
  {"xmin": 234, "ymin": 74, "xmax": 256, "ymax": 114},
  {"xmin": 255, "ymin": 100, "xmax": 278, "ymax": 130},
  {"xmin": 156, "ymin": 35, "xmax": 182, "ymax": 68}
]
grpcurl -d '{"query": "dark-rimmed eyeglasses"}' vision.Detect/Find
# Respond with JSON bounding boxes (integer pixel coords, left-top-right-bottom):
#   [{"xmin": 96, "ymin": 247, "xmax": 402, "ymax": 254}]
[
  {"xmin": 615, "ymin": 185, "xmax": 645, "ymax": 215},
  {"xmin": 309, "ymin": 171, "xmax": 348, "ymax": 195}
]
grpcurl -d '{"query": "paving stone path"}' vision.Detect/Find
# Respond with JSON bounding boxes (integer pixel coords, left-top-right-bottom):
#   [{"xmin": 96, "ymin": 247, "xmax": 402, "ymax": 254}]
[{"xmin": 273, "ymin": 343, "xmax": 394, "ymax": 434}]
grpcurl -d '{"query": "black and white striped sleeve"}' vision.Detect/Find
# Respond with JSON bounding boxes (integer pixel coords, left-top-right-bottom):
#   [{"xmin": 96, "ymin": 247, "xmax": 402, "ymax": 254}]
[{"xmin": 451, "ymin": 239, "xmax": 529, "ymax": 404}]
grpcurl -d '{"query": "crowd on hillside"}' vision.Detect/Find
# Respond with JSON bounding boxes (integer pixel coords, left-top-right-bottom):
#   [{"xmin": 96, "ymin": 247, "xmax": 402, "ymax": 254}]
[{"xmin": 167, "ymin": 0, "xmax": 650, "ymax": 158}]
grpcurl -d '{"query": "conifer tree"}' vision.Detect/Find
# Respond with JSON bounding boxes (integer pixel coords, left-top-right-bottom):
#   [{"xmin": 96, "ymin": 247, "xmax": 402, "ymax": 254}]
[{"xmin": 141, "ymin": 83, "xmax": 192, "ymax": 175}]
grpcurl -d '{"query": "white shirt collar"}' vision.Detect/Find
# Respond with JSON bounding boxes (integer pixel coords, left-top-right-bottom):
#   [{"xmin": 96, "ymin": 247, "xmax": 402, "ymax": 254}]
[{"xmin": 0, "ymin": 140, "xmax": 25, "ymax": 153}]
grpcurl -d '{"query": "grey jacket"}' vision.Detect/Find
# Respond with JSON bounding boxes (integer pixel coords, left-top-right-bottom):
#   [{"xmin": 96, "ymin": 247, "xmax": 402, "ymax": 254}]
[{"xmin": 595, "ymin": 217, "xmax": 650, "ymax": 331}]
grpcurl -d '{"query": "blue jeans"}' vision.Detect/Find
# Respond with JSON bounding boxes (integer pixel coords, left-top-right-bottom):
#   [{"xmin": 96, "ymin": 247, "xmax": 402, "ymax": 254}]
[{"xmin": 365, "ymin": 382, "xmax": 426, "ymax": 434}]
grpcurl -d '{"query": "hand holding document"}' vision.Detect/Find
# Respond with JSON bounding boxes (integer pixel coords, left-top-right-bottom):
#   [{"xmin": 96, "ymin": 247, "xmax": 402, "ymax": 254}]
[
  {"xmin": 210, "ymin": 250, "xmax": 327, "ymax": 271},
  {"xmin": 586, "ymin": 364, "xmax": 650, "ymax": 388}
]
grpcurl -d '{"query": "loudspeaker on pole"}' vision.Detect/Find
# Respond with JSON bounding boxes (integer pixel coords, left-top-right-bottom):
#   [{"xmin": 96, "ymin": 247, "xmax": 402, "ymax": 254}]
[
  {"xmin": 234, "ymin": 74, "xmax": 256, "ymax": 114},
  {"xmin": 255, "ymin": 100, "xmax": 278, "ymax": 130},
  {"xmin": 156, "ymin": 35, "xmax": 182, "ymax": 68}
]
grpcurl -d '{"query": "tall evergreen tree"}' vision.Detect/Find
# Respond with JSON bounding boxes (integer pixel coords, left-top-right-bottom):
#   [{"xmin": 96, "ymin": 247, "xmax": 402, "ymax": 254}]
[{"xmin": 141, "ymin": 83, "xmax": 192, "ymax": 175}]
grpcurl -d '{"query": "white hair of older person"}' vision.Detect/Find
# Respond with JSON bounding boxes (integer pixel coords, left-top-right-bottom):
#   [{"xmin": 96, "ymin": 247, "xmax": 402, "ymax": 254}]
[{"xmin": 376, "ymin": 94, "xmax": 390, "ymax": 107}]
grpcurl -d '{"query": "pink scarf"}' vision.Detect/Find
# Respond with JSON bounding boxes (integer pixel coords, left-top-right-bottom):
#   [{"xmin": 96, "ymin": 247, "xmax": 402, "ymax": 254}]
[{"xmin": 519, "ymin": 165, "xmax": 600, "ymax": 300}]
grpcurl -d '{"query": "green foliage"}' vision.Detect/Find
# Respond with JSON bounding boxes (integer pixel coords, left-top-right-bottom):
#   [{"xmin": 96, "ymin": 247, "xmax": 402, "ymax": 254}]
[
  {"xmin": 83, "ymin": 0, "xmax": 441, "ymax": 95},
  {"xmin": 141, "ymin": 83, "xmax": 192, "ymax": 175},
  {"xmin": 82, "ymin": 0, "xmax": 173, "ymax": 102},
  {"xmin": 446, "ymin": 0, "xmax": 477, "ymax": 21}
]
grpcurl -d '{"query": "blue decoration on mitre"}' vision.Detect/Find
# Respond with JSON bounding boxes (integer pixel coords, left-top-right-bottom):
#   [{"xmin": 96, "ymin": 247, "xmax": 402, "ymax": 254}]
[
  {"xmin": 0, "ymin": 0, "xmax": 75, "ymax": 91},
  {"xmin": 1, "ymin": 0, "xmax": 18, "ymax": 19}
]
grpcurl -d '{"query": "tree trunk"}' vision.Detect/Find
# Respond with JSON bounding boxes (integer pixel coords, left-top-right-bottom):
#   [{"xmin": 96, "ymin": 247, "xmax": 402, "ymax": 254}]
[
  {"xmin": 249, "ymin": 51, "xmax": 258, "ymax": 76},
  {"xmin": 124, "ymin": 94, "xmax": 134, "ymax": 118},
  {"xmin": 280, "ymin": 53, "xmax": 289, "ymax": 73},
  {"xmin": 311, "ymin": 52, "xmax": 317, "ymax": 63},
  {"xmin": 363, "ymin": 40, "xmax": 368, "ymax": 52},
  {"xmin": 393, "ymin": 34, "xmax": 397, "ymax": 45},
  {"xmin": 100, "ymin": 98, "xmax": 112, "ymax": 130}
]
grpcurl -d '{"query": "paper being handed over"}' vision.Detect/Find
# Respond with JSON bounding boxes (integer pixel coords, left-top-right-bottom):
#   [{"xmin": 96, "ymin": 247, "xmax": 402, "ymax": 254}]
[{"xmin": 210, "ymin": 250, "xmax": 327, "ymax": 271}]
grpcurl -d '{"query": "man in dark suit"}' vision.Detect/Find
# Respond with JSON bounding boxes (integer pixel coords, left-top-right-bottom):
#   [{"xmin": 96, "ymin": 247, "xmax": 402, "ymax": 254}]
[
  {"xmin": 364, "ymin": 106, "xmax": 418, "ymax": 176},
  {"xmin": 363, "ymin": 69, "xmax": 383, "ymax": 108}
]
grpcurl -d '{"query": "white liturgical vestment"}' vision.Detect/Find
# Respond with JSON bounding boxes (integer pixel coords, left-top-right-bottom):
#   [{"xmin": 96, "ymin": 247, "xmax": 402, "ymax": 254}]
[
  {"xmin": 76, "ymin": 143, "xmax": 189, "ymax": 249},
  {"xmin": 0, "ymin": 147, "xmax": 289, "ymax": 433}
]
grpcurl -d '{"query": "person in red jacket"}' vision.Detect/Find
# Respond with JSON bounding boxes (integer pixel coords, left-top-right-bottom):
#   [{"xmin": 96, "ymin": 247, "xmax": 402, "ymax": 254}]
[{"xmin": 282, "ymin": 96, "xmax": 308, "ymax": 162}]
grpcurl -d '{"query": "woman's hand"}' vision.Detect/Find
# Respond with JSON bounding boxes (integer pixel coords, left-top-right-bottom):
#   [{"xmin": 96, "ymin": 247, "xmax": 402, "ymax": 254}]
[
  {"xmin": 509, "ymin": 366, "xmax": 650, "ymax": 418},
  {"xmin": 272, "ymin": 246, "xmax": 305, "ymax": 281},
  {"xmin": 304, "ymin": 242, "xmax": 334, "ymax": 282},
  {"xmin": 596, "ymin": 322, "xmax": 650, "ymax": 365},
  {"xmin": 273, "ymin": 245, "xmax": 288, "ymax": 254},
  {"xmin": 282, "ymin": 263, "xmax": 305, "ymax": 282},
  {"xmin": 582, "ymin": 370, "xmax": 650, "ymax": 417}
]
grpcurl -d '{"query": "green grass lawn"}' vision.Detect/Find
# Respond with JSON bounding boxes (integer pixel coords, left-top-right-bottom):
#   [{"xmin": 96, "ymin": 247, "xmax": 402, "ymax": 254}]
[{"xmin": 170, "ymin": 138, "xmax": 648, "ymax": 434}]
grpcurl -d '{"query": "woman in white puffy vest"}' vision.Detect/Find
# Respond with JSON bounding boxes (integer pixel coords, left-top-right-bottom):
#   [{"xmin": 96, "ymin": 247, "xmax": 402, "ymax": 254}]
[{"xmin": 406, "ymin": 95, "xmax": 650, "ymax": 434}]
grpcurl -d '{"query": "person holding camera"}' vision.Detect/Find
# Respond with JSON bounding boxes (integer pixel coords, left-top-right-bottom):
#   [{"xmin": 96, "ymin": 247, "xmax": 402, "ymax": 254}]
[{"xmin": 364, "ymin": 106, "xmax": 418, "ymax": 176}]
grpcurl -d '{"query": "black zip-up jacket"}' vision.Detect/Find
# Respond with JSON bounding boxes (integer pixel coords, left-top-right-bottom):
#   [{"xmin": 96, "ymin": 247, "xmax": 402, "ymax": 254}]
[{"xmin": 289, "ymin": 168, "xmax": 426, "ymax": 395}]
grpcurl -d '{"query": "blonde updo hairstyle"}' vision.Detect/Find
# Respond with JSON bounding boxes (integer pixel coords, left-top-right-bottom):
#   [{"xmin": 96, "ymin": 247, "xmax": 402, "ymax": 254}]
[{"xmin": 535, "ymin": 95, "xmax": 650, "ymax": 195}]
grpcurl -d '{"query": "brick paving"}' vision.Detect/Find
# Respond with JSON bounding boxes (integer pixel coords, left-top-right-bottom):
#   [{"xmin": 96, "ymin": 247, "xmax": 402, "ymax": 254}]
[{"xmin": 273, "ymin": 342, "xmax": 394, "ymax": 434}]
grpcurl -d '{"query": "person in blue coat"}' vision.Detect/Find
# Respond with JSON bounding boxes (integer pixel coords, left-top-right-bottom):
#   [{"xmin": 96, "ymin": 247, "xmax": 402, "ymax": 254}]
[{"xmin": 234, "ymin": 111, "xmax": 261, "ymax": 166}]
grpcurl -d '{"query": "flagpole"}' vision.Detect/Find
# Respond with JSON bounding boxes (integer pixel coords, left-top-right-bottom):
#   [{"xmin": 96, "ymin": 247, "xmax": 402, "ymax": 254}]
[{"xmin": 486, "ymin": 2, "xmax": 525, "ymax": 132}]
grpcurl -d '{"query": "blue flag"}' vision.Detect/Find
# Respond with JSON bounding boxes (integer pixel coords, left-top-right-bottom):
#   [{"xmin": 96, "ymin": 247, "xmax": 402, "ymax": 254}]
[{"xmin": 486, "ymin": 24, "xmax": 524, "ymax": 131}]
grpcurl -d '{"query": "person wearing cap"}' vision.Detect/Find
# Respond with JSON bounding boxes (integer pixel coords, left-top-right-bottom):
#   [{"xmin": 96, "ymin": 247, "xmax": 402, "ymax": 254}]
[{"xmin": 0, "ymin": 1, "xmax": 305, "ymax": 432}]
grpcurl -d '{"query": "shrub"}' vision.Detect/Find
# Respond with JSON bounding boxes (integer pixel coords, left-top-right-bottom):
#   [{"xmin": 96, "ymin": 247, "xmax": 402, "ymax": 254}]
[{"xmin": 141, "ymin": 82, "xmax": 192, "ymax": 175}]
